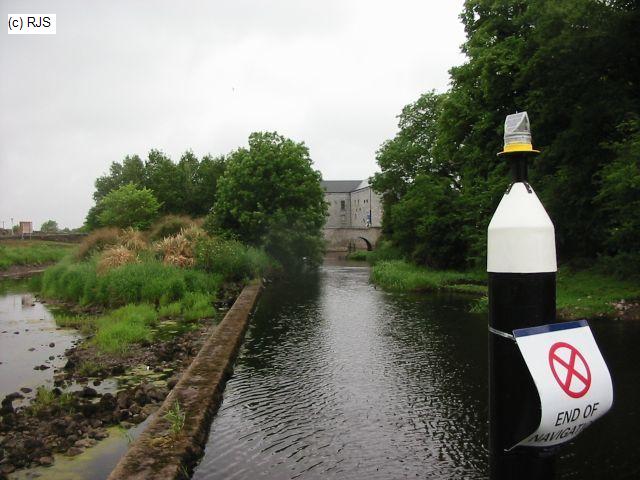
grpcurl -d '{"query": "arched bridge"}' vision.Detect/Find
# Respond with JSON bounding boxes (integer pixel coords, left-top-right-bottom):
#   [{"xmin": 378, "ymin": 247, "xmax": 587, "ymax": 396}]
[{"xmin": 323, "ymin": 227, "xmax": 382, "ymax": 251}]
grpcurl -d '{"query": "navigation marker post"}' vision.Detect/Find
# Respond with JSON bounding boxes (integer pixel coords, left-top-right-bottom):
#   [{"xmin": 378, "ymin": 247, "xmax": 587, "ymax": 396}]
[{"xmin": 488, "ymin": 112, "xmax": 613, "ymax": 479}]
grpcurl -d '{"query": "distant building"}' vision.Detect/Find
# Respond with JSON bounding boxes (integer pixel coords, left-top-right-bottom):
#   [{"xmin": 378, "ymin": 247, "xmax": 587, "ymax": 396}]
[{"xmin": 321, "ymin": 180, "xmax": 382, "ymax": 229}]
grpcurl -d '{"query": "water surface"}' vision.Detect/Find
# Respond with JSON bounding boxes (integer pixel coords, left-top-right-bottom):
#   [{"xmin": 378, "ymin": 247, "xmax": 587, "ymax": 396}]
[{"xmin": 194, "ymin": 261, "xmax": 640, "ymax": 479}]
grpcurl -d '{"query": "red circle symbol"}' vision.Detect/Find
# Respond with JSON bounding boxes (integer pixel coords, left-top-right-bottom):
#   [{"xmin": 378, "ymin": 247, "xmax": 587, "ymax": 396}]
[{"xmin": 548, "ymin": 342, "xmax": 591, "ymax": 398}]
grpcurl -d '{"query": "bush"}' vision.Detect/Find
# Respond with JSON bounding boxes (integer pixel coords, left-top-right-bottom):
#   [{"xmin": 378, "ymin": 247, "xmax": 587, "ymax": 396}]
[
  {"xmin": 149, "ymin": 215, "xmax": 195, "ymax": 241},
  {"xmin": 154, "ymin": 233, "xmax": 195, "ymax": 267},
  {"xmin": 97, "ymin": 246, "xmax": 137, "ymax": 273},
  {"xmin": 118, "ymin": 227, "xmax": 148, "ymax": 252},
  {"xmin": 76, "ymin": 228, "xmax": 122, "ymax": 260},
  {"xmin": 194, "ymin": 236, "xmax": 269, "ymax": 281},
  {"xmin": 97, "ymin": 183, "xmax": 160, "ymax": 230}
]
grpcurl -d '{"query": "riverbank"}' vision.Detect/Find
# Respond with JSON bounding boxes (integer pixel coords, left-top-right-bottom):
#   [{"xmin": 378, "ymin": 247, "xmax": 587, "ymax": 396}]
[
  {"xmin": 0, "ymin": 241, "xmax": 75, "ymax": 272},
  {"xmin": 0, "ymin": 226, "xmax": 274, "ymax": 477},
  {"xmin": 364, "ymin": 259, "xmax": 640, "ymax": 321}
]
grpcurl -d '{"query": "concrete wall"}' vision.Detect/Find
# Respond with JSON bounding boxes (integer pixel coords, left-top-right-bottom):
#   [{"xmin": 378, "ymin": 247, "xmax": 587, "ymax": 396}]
[
  {"xmin": 323, "ymin": 227, "xmax": 382, "ymax": 251},
  {"xmin": 350, "ymin": 187, "xmax": 382, "ymax": 228},
  {"xmin": 324, "ymin": 192, "xmax": 351, "ymax": 228}
]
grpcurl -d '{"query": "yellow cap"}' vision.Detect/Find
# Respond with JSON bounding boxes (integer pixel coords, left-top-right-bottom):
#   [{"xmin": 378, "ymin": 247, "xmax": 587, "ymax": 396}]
[{"xmin": 497, "ymin": 112, "xmax": 540, "ymax": 155}]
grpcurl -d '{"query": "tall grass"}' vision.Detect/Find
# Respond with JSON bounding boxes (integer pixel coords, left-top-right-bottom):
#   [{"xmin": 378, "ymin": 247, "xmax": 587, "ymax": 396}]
[
  {"xmin": 94, "ymin": 304, "xmax": 158, "ymax": 354},
  {"xmin": 42, "ymin": 259, "xmax": 221, "ymax": 307},
  {"xmin": 370, "ymin": 260, "xmax": 485, "ymax": 292},
  {"xmin": 0, "ymin": 241, "xmax": 73, "ymax": 270}
]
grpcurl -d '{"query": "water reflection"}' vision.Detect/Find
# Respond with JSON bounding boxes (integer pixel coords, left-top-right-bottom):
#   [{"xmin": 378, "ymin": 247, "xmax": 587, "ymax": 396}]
[
  {"xmin": 194, "ymin": 264, "xmax": 488, "ymax": 479},
  {"xmin": 0, "ymin": 277, "xmax": 80, "ymax": 401}
]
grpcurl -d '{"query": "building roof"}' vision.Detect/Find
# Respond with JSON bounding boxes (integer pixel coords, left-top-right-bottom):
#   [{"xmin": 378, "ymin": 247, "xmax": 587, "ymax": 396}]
[{"xmin": 321, "ymin": 180, "xmax": 366, "ymax": 193}]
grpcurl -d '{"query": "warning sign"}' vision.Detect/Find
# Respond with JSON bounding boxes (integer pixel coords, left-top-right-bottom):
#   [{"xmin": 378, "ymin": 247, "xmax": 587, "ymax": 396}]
[
  {"xmin": 512, "ymin": 320, "xmax": 613, "ymax": 448},
  {"xmin": 549, "ymin": 342, "xmax": 591, "ymax": 398}
]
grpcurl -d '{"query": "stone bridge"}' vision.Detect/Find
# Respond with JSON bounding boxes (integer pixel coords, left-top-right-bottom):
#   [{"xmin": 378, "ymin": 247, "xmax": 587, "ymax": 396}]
[{"xmin": 323, "ymin": 227, "xmax": 382, "ymax": 251}]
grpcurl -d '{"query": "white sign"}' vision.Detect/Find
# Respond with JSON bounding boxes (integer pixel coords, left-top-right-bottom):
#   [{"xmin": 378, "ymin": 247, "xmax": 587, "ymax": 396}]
[{"xmin": 512, "ymin": 320, "xmax": 613, "ymax": 448}]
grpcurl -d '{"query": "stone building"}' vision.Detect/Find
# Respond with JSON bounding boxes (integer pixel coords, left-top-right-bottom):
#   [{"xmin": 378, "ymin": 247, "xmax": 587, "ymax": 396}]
[{"xmin": 321, "ymin": 180, "xmax": 382, "ymax": 228}]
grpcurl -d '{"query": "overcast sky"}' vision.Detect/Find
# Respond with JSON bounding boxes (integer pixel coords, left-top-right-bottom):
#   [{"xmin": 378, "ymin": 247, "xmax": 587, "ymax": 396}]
[{"xmin": 0, "ymin": 1, "xmax": 466, "ymax": 229}]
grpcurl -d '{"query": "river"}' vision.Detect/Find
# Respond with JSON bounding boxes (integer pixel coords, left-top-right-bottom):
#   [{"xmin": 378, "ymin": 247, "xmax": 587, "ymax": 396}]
[{"xmin": 193, "ymin": 259, "xmax": 640, "ymax": 480}]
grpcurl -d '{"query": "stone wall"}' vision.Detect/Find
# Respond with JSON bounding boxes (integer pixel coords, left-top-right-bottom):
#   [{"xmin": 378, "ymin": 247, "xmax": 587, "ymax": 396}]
[{"xmin": 323, "ymin": 227, "xmax": 382, "ymax": 251}]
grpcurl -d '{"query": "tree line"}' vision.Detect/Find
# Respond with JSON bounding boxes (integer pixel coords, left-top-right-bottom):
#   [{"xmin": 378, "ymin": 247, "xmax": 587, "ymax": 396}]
[
  {"xmin": 85, "ymin": 133, "xmax": 327, "ymax": 267},
  {"xmin": 372, "ymin": 0, "xmax": 639, "ymax": 275}
]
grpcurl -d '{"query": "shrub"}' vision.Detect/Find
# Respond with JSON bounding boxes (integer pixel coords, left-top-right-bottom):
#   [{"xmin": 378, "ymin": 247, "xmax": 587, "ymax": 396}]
[
  {"xmin": 97, "ymin": 183, "xmax": 160, "ymax": 230},
  {"xmin": 118, "ymin": 227, "xmax": 148, "ymax": 252},
  {"xmin": 149, "ymin": 215, "xmax": 195, "ymax": 241},
  {"xmin": 76, "ymin": 228, "xmax": 121, "ymax": 260},
  {"xmin": 97, "ymin": 246, "xmax": 137, "ymax": 273},
  {"xmin": 194, "ymin": 236, "xmax": 255, "ymax": 281},
  {"xmin": 154, "ymin": 233, "xmax": 195, "ymax": 267}
]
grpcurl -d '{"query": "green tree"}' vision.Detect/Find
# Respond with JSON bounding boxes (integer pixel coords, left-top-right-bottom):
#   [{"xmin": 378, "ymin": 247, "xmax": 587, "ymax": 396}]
[
  {"xmin": 97, "ymin": 183, "xmax": 161, "ymax": 230},
  {"xmin": 94, "ymin": 155, "xmax": 145, "ymax": 202},
  {"xmin": 144, "ymin": 150, "xmax": 184, "ymax": 214},
  {"xmin": 595, "ymin": 117, "xmax": 640, "ymax": 256},
  {"xmin": 40, "ymin": 220, "xmax": 59, "ymax": 233},
  {"xmin": 205, "ymin": 132, "xmax": 327, "ymax": 266}
]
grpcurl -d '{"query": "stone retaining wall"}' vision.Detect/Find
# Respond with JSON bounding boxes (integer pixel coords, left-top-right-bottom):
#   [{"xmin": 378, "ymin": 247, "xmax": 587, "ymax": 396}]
[{"xmin": 107, "ymin": 280, "xmax": 262, "ymax": 480}]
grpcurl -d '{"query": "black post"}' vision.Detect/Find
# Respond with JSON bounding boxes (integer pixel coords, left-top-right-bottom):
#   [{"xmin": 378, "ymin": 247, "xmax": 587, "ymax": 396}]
[{"xmin": 488, "ymin": 148, "xmax": 558, "ymax": 479}]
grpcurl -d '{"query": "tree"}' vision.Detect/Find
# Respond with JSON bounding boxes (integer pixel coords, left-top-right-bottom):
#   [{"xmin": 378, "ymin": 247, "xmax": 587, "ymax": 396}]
[
  {"xmin": 40, "ymin": 220, "xmax": 59, "ymax": 233},
  {"xmin": 97, "ymin": 183, "xmax": 161, "ymax": 230},
  {"xmin": 205, "ymin": 132, "xmax": 327, "ymax": 266},
  {"xmin": 144, "ymin": 150, "xmax": 184, "ymax": 214}
]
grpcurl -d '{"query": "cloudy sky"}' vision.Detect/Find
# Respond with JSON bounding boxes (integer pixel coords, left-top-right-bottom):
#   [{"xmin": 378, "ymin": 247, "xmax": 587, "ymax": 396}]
[{"xmin": 0, "ymin": 1, "xmax": 466, "ymax": 229}]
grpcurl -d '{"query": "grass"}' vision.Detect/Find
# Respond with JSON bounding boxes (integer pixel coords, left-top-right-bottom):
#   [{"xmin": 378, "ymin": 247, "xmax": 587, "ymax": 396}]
[
  {"xmin": 55, "ymin": 314, "xmax": 95, "ymax": 334},
  {"xmin": 29, "ymin": 387, "xmax": 75, "ymax": 416},
  {"xmin": 42, "ymin": 259, "xmax": 221, "ymax": 308},
  {"xmin": 164, "ymin": 400, "xmax": 186, "ymax": 437},
  {"xmin": 0, "ymin": 241, "xmax": 74, "ymax": 270},
  {"xmin": 371, "ymin": 260, "xmax": 485, "ymax": 292},
  {"xmin": 371, "ymin": 259, "xmax": 640, "ymax": 320},
  {"xmin": 556, "ymin": 268, "xmax": 640, "ymax": 319},
  {"xmin": 94, "ymin": 304, "xmax": 158, "ymax": 354}
]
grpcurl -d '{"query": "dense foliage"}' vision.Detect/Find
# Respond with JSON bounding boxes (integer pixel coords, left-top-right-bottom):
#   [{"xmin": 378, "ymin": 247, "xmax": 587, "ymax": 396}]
[
  {"xmin": 96, "ymin": 184, "xmax": 161, "ymax": 230},
  {"xmin": 205, "ymin": 132, "xmax": 327, "ymax": 267},
  {"xmin": 86, "ymin": 150, "xmax": 226, "ymax": 228},
  {"xmin": 373, "ymin": 0, "xmax": 640, "ymax": 271}
]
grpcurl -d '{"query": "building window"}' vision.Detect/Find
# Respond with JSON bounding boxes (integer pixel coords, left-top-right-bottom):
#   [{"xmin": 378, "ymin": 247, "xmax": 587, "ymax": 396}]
[{"xmin": 340, "ymin": 200, "xmax": 345, "ymax": 211}]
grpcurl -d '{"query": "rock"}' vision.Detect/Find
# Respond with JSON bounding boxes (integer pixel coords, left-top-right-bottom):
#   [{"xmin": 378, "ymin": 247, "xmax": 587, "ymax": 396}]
[
  {"xmin": 116, "ymin": 391, "xmax": 133, "ymax": 410},
  {"xmin": 92, "ymin": 430, "xmax": 109, "ymax": 440},
  {"xmin": 166, "ymin": 375, "xmax": 180, "ymax": 390},
  {"xmin": 49, "ymin": 342, "xmax": 55, "ymax": 348},
  {"xmin": 24, "ymin": 437, "xmax": 44, "ymax": 450},
  {"xmin": 80, "ymin": 387, "xmax": 98, "ymax": 398},
  {"xmin": 65, "ymin": 446, "xmax": 83, "ymax": 456},
  {"xmin": 93, "ymin": 379, "xmax": 101, "ymax": 386},
  {"xmin": 74, "ymin": 438, "xmax": 96, "ymax": 448},
  {"xmin": 1, "ymin": 463, "xmax": 16, "ymax": 474},
  {"xmin": 20, "ymin": 387, "xmax": 32, "ymax": 394},
  {"xmin": 4, "ymin": 392, "xmax": 24, "ymax": 402},
  {"xmin": 49, "ymin": 356, "xmax": 55, "ymax": 361},
  {"xmin": 98, "ymin": 393, "xmax": 117, "ymax": 411},
  {"xmin": 38, "ymin": 456, "xmax": 54, "ymax": 466},
  {"xmin": 28, "ymin": 347, "xmax": 36, "ymax": 352}
]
